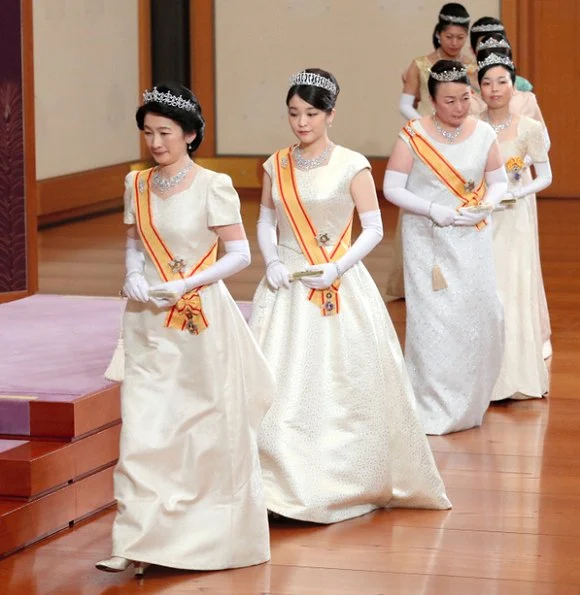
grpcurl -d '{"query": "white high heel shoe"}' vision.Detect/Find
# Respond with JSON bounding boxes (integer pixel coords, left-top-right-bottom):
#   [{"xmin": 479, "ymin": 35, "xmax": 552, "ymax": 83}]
[
  {"xmin": 95, "ymin": 556, "xmax": 133, "ymax": 572},
  {"xmin": 134, "ymin": 562, "xmax": 150, "ymax": 577}
]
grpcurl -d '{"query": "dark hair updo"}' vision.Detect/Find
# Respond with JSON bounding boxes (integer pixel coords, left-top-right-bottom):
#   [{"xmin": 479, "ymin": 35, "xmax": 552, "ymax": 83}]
[
  {"xmin": 476, "ymin": 48, "xmax": 516, "ymax": 85},
  {"xmin": 286, "ymin": 68, "xmax": 340, "ymax": 113},
  {"xmin": 433, "ymin": 3, "xmax": 470, "ymax": 49},
  {"xmin": 136, "ymin": 82, "xmax": 205, "ymax": 155},
  {"xmin": 470, "ymin": 16, "xmax": 506, "ymax": 53},
  {"xmin": 427, "ymin": 59, "xmax": 470, "ymax": 99}
]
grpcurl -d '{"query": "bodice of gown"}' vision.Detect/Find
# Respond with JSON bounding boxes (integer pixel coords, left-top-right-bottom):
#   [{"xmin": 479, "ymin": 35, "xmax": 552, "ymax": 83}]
[
  {"xmin": 497, "ymin": 116, "xmax": 548, "ymax": 192},
  {"xmin": 264, "ymin": 146, "xmax": 370, "ymax": 254},
  {"xmin": 403, "ymin": 120, "xmax": 496, "ymax": 209},
  {"xmin": 124, "ymin": 168, "xmax": 242, "ymax": 284}
]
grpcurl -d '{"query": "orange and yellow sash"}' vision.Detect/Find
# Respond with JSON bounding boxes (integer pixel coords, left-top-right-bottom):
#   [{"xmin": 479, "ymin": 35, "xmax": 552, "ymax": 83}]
[
  {"xmin": 134, "ymin": 169, "xmax": 217, "ymax": 334},
  {"xmin": 274, "ymin": 147, "xmax": 352, "ymax": 316},
  {"xmin": 402, "ymin": 120, "xmax": 487, "ymax": 230}
]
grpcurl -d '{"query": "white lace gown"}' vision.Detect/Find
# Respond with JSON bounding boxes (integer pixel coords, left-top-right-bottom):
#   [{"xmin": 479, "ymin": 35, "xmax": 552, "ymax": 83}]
[
  {"xmin": 250, "ymin": 146, "xmax": 451, "ymax": 524},
  {"xmin": 111, "ymin": 169, "xmax": 273, "ymax": 570},
  {"xmin": 401, "ymin": 121, "xmax": 504, "ymax": 435},
  {"xmin": 490, "ymin": 116, "xmax": 550, "ymax": 400}
]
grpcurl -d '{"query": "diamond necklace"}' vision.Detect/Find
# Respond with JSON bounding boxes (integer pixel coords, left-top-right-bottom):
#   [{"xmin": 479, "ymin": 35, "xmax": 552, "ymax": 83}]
[
  {"xmin": 152, "ymin": 160, "xmax": 194, "ymax": 193},
  {"xmin": 293, "ymin": 142, "xmax": 334, "ymax": 170},
  {"xmin": 486, "ymin": 113, "xmax": 512, "ymax": 134},
  {"xmin": 432, "ymin": 116, "xmax": 463, "ymax": 144}
]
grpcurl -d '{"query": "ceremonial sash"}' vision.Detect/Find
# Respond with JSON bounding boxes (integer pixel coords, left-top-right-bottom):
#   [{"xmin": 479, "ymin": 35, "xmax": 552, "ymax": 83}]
[
  {"xmin": 401, "ymin": 120, "xmax": 487, "ymax": 230},
  {"xmin": 134, "ymin": 169, "xmax": 218, "ymax": 334},
  {"xmin": 274, "ymin": 147, "xmax": 353, "ymax": 316}
]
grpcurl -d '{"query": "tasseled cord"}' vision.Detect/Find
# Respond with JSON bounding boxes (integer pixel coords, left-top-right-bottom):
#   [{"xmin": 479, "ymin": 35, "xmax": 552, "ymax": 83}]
[{"xmin": 104, "ymin": 303, "xmax": 125, "ymax": 382}]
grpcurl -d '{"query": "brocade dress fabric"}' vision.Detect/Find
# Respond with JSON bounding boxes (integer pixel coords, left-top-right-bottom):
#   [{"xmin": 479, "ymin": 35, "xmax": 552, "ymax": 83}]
[
  {"xmin": 250, "ymin": 146, "xmax": 451, "ymax": 523},
  {"xmin": 490, "ymin": 116, "xmax": 550, "ymax": 400},
  {"xmin": 400, "ymin": 121, "xmax": 504, "ymax": 435},
  {"xmin": 111, "ymin": 168, "xmax": 274, "ymax": 570}
]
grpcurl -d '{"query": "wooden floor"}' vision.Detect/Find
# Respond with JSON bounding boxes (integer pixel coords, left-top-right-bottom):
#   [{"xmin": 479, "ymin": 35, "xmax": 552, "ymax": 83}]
[{"xmin": 2, "ymin": 198, "xmax": 580, "ymax": 594}]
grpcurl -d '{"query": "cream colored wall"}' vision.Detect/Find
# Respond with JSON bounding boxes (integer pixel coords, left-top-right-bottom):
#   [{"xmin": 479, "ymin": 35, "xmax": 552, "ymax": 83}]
[
  {"xmin": 33, "ymin": 0, "xmax": 141, "ymax": 180},
  {"xmin": 215, "ymin": 0, "xmax": 499, "ymax": 157}
]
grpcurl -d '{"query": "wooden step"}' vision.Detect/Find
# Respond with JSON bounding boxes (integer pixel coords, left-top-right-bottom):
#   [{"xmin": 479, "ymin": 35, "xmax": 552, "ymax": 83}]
[
  {"xmin": 0, "ymin": 465, "xmax": 115, "ymax": 558},
  {"xmin": 0, "ymin": 424, "xmax": 120, "ymax": 499}
]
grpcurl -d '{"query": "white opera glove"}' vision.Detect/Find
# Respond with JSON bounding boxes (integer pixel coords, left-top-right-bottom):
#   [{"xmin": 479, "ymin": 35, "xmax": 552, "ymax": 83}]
[
  {"xmin": 122, "ymin": 237, "xmax": 149, "ymax": 302},
  {"xmin": 511, "ymin": 160, "xmax": 553, "ymax": 199},
  {"xmin": 384, "ymin": 170, "xmax": 455, "ymax": 226},
  {"xmin": 399, "ymin": 93, "xmax": 421, "ymax": 121},
  {"xmin": 301, "ymin": 210, "xmax": 383, "ymax": 290},
  {"xmin": 149, "ymin": 240, "xmax": 251, "ymax": 307},
  {"xmin": 257, "ymin": 204, "xmax": 290, "ymax": 290},
  {"xmin": 484, "ymin": 166, "xmax": 509, "ymax": 208}
]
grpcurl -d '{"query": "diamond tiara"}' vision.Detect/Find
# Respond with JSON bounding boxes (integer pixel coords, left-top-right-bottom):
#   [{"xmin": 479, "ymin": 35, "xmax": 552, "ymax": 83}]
[
  {"xmin": 471, "ymin": 23, "xmax": 505, "ymax": 33},
  {"xmin": 478, "ymin": 53, "xmax": 514, "ymax": 70},
  {"xmin": 476, "ymin": 37, "xmax": 511, "ymax": 52},
  {"xmin": 142, "ymin": 87, "xmax": 197, "ymax": 112},
  {"xmin": 429, "ymin": 66, "xmax": 468, "ymax": 82},
  {"xmin": 439, "ymin": 13, "xmax": 470, "ymax": 24},
  {"xmin": 289, "ymin": 71, "xmax": 338, "ymax": 95}
]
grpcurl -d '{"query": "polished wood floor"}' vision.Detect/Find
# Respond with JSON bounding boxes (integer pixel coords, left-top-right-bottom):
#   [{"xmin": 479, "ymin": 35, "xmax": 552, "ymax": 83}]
[{"xmin": 2, "ymin": 198, "xmax": 579, "ymax": 594}]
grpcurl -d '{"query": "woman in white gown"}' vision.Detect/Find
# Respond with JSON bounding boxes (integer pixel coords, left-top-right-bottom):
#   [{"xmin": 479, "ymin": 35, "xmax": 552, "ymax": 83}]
[
  {"xmin": 477, "ymin": 52, "xmax": 552, "ymax": 400},
  {"xmin": 388, "ymin": 3, "xmax": 478, "ymax": 300},
  {"xmin": 96, "ymin": 84, "xmax": 273, "ymax": 575},
  {"xmin": 250, "ymin": 68, "xmax": 451, "ymax": 524},
  {"xmin": 384, "ymin": 60, "xmax": 508, "ymax": 435}
]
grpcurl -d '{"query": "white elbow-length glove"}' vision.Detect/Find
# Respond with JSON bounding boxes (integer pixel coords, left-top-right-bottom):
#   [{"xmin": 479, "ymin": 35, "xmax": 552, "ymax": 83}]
[
  {"xmin": 383, "ymin": 170, "xmax": 456, "ymax": 226},
  {"xmin": 257, "ymin": 204, "xmax": 290, "ymax": 290},
  {"xmin": 399, "ymin": 93, "xmax": 421, "ymax": 121},
  {"xmin": 506, "ymin": 160, "xmax": 552, "ymax": 200},
  {"xmin": 301, "ymin": 210, "xmax": 384, "ymax": 290},
  {"xmin": 455, "ymin": 166, "xmax": 509, "ymax": 226},
  {"xmin": 149, "ymin": 239, "xmax": 251, "ymax": 307},
  {"xmin": 122, "ymin": 237, "xmax": 149, "ymax": 302}
]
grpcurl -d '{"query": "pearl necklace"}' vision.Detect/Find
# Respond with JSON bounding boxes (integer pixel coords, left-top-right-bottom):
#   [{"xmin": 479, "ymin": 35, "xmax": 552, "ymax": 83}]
[
  {"xmin": 432, "ymin": 116, "xmax": 463, "ymax": 144},
  {"xmin": 486, "ymin": 113, "xmax": 512, "ymax": 134},
  {"xmin": 293, "ymin": 142, "xmax": 334, "ymax": 170},
  {"xmin": 152, "ymin": 160, "xmax": 194, "ymax": 193}
]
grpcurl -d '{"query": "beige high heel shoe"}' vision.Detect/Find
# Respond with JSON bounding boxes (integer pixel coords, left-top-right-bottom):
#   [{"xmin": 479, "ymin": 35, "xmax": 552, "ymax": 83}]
[{"xmin": 95, "ymin": 556, "xmax": 133, "ymax": 572}]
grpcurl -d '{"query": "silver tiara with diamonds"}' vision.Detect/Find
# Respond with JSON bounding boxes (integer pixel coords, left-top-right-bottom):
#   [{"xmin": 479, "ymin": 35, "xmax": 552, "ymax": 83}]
[
  {"xmin": 429, "ymin": 66, "xmax": 468, "ymax": 82},
  {"xmin": 478, "ymin": 53, "xmax": 514, "ymax": 70},
  {"xmin": 476, "ymin": 37, "xmax": 511, "ymax": 52},
  {"xmin": 289, "ymin": 71, "xmax": 338, "ymax": 95},
  {"xmin": 471, "ymin": 23, "xmax": 505, "ymax": 33},
  {"xmin": 439, "ymin": 13, "xmax": 470, "ymax": 24},
  {"xmin": 142, "ymin": 87, "xmax": 197, "ymax": 112}
]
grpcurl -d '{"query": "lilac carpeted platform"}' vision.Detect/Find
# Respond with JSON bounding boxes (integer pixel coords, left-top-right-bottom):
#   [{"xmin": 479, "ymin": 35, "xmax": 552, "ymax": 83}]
[{"xmin": 0, "ymin": 295, "xmax": 253, "ymax": 435}]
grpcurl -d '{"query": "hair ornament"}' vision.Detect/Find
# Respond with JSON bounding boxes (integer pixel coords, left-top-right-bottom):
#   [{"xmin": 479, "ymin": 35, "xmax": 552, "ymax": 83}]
[
  {"xmin": 476, "ymin": 37, "xmax": 511, "ymax": 52},
  {"xmin": 471, "ymin": 23, "xmax": 505, "ymax": 33},
  {"xmin": 477, "ymin": 53, "xmax": 514, "ymax": 70},
  {"xmin": 289, "ymin": 71, "xmax": 338, "ymax": 95},
  {"xmin": 142, "ymin": 87, "xmax": 197, "ymax": 112},
  {"xmin": 429, "ymin": 66, "xmax": 468, "ymax": 82},
  {"xmin": 439, "ymin": 13, "xmax": 470, "ymax": 24}
]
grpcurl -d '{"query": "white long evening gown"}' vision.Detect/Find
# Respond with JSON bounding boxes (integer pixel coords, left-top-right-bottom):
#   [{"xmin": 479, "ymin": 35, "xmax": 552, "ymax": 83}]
[
  {"xmin": 250, "ymin": 146, "xmax": 451, "ymax": 524},
  {"xmin": 111, "ymin": 168, "xmax": 273, "ymax": 570},
  {"xmin": 490, "ymin": 116, "xmax": 550, "ymax": 400},
  {"xmin": 401, "ymin": 121, "xmax": 504, "ymax": 435}
]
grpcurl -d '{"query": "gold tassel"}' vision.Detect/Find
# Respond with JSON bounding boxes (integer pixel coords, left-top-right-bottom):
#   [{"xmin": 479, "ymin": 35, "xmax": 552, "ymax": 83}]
[{"xmin": 432, "ymin": 265, "xmax": 448, "ymax": 292}]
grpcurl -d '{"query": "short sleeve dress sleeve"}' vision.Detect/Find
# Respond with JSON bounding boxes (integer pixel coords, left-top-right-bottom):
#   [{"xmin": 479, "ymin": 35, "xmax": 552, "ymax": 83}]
[
  {"xmin": 525, "ymin": 119, "xmax": 549, "ymax": 163},
  {"xmin": 347, "ymin": 150, "xmax": 371, "ymax": 180},
  {"xmin": 262, "ymin": 154, "xmax": 276, "ymax": 179},
  {"xmin": 123, "ymin": 171, "xmax": 138, "ymax": 225},
  {"xmin": 206, "ymin": 172, "xmax": 243, "ymax": 227}
]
